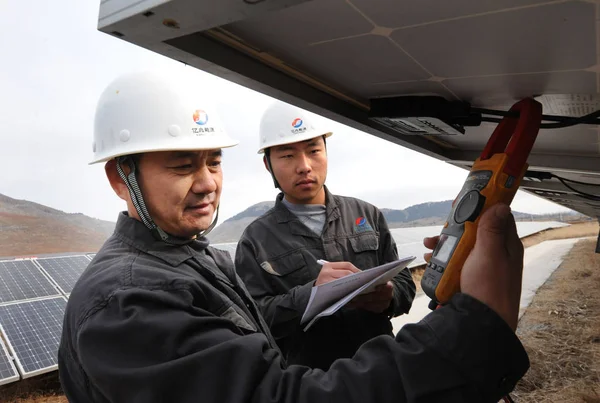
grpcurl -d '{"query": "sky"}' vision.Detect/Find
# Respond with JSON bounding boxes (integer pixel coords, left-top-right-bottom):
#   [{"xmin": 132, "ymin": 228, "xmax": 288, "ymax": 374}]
[{"xmin": 0, "ymin": 0, "xmax": 571, "ymax": 227}]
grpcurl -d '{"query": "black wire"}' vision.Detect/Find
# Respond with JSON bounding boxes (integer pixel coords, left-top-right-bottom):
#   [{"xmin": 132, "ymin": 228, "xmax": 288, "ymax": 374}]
[
  {"xmin": 553, "ymin": 176, "xmax": 600, "ymax": 201},
  {"xmin": 551, "ymin": 173, "xmax": 600, "ymax": 187},
  {"xmin": 474, "ymin": 108, "xmax": 600, "ymax": 129},
  {"xmin": 243, "ymin": 0, "xmax": 267, "ymax": 3},
  {"xmin": 480, "ymin": 116, "xmax": 600, "ymax": 129}
]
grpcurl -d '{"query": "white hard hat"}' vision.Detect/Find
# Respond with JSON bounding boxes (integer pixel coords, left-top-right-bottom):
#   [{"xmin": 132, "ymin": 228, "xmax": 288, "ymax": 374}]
[
  {"xmin": 257, "ymin": 102, "xmax": 332, "ymax": 154},
  {"xmin": 91, "ymin": 71, "xmax": 239, "ymax": 164}
]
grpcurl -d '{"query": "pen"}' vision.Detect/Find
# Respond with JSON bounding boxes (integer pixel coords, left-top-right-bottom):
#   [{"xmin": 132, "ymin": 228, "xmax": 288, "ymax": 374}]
[{"xmin": 316, "ymin": 259, "xmax": 329, "ymax": 266}]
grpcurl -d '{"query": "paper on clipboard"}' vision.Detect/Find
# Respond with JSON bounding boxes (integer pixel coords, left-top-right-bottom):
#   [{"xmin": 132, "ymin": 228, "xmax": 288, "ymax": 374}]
[{"xmin": 300, "ymin": 256, "xmax": 416, "ymax": 332}]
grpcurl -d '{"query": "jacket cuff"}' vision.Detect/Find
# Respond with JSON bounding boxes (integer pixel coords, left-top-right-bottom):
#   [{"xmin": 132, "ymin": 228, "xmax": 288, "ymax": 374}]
[
  {"xmin": 420, "ymin": 293, "xmax": 530, "ymax": 399},
  {"xmin": 292, "ymin": 280, "xmax": 315, "ymax": 312}
]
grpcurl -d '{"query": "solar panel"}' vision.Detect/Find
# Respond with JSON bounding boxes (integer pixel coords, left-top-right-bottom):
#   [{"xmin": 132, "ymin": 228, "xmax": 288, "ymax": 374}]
[
  {"xmin": 35, "ymin": 256, "xmax": 90, "ymax": 295},
  {"xmin": 0, "ymin": 297, "xmax": 67, "ymax": 378},
  {"xmin": 0, "ymin": 336, "xmax": 19, "ymax": 386},
  {"xmin": 86, "ymin": 253, "xmax": 96, "ymax": 261},
  {"xmin": 0, "ymin": 260, "xmax": 60, "ymax": 304}
]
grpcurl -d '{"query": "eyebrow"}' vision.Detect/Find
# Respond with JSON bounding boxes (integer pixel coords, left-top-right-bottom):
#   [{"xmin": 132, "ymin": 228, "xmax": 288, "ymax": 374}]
[
  {"xmin": 168, "ymin": 150, "xmax": 222, "ymax": 160},
  {"xmin": 273, "ymin": 140, "xmax": 320, "ymax": 153}
]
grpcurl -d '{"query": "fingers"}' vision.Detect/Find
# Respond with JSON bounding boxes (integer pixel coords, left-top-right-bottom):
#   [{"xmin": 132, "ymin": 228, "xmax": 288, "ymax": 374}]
[
  {"xmin": 315, "ymin": 261, "xmax": 362, "ymax": 286},
  {"xmin": 353, "ymin": 284, "xmax": 393, "ymax": 303},
  {"xmin": 475, "ymin": 203, "xmax": 512, "ymax": 250},
  {"xmin": 424, "ymin": 252, "xmax": 433, "ymax": 263},
  {"xmin": 423, "ymin": 236, "xmax": 440, "ymax": 250},
  {"xmin": 505, "ymin": 211, "xmax": 524, "ymax": 260},
  {"xmin": 326, "ymin": 262, "xmax": 361, "ymax": 273},
  {"xmin": 330, "ymin": 269, "xmax": 360, "ymax": 280},
  {"xmin": 423, "ymin": 236, "xmax": 439, "ymax": 262}
]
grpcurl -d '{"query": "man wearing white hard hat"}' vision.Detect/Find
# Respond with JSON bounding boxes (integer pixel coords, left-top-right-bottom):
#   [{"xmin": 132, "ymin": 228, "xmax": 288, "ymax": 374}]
[
  {"xmin": 234, "ymin": 102, "xmax": 416, "ymax": 370},
  {"xmin": 58, "ymin": 72, "xmax": 529, "ymax": 403}
]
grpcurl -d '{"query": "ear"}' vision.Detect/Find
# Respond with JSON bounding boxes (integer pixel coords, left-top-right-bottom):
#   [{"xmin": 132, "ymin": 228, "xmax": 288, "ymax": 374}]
[
  {"xmin": 105, "ymin": 159, "xmax": 131, "ymax": 202},
  {"xmin": 263, "ymin": 155, "xmax": 271, "ymax": 173}
]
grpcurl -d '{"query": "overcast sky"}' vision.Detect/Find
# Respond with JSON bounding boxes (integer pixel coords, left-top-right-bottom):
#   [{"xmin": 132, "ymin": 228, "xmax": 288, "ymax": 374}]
[{"xmin": 0, "ymin": 1, "xmax": 570, "ymax": 227}]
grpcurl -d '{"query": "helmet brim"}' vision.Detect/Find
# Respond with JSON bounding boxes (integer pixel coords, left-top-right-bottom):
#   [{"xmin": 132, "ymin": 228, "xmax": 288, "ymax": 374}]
[
  {"xmin": 90, "ymin": 138, "xmax": 239, "ymax": 165},
  {"xmin": 257, "ymin": 131, "xmax": 333, "ymax": 154}
]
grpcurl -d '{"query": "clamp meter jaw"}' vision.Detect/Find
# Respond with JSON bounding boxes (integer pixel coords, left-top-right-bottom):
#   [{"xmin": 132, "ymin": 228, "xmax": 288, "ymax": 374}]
[{"xmin": 421, "ymin": 98, "xmax": 543, "ymax": 307}]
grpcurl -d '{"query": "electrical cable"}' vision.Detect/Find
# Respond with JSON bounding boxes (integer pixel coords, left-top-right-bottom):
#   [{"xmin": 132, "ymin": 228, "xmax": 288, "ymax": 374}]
[
  {"xmin": 476, "ymin": 109, "xmax": 600, "ymax": 129},
  {"xmin": 551, "ymin": 173, "xmax": 600, "ymax": 187},
  {"xmin": 551, "ymin": 175, "xmax": 600, "ymax": 201}
]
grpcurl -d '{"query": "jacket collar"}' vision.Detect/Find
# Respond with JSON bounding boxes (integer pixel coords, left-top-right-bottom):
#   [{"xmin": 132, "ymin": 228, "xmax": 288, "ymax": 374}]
[
  {"xmin": 113, "ymin": 212, "xmax": 208, "ymax": 267},
  {"xmin": 273, "ymin": 185, "xmax": 340, "ymax": 224}
]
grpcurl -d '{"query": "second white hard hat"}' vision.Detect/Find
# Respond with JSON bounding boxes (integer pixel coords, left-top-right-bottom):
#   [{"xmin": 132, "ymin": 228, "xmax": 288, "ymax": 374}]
[
  {"xmin": 257, "ymin": 101, "xmax": 332, "ymax": 154},
  {"xmin": 91, "ymin": 71, "xmax": 239, "ymax": 164}
]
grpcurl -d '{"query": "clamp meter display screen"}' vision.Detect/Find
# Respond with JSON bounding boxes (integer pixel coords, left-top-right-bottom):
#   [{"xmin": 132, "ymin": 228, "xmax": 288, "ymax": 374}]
[{"xmin": 432, "ymin": 234, "xmax": 458, "ymax": 264}]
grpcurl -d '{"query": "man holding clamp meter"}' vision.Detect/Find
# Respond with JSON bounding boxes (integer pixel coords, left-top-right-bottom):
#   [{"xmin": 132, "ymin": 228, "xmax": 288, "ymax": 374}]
[
  {"xmin": 59, "ymin": 73, "xmax": 533, "ymax": 403},
  {"xmin": 423, "ymin": 98, "xmax": 542, "ymax": 313}
]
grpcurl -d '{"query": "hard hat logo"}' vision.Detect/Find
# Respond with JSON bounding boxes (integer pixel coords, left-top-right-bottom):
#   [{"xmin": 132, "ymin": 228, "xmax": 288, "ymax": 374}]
[
  {"xmin": 257, "ymin": 101, "xmax": 333, "ymax": 154},
  {"xmin": 290, "ymin": 117, "xmax": 308, "ymax": 135},
  {"xmin": 193, "ymin": 109, "xmax": 209, "ymax": 126}
]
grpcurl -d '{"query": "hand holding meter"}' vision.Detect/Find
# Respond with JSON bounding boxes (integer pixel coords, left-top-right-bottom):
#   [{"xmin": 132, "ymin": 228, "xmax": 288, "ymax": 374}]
[{"xmin": 421, "ymin": 98, "xmax": 543, "ymax": 307}]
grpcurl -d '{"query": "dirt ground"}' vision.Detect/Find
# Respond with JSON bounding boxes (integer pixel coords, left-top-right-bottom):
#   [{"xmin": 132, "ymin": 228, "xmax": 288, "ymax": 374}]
[
  {"xmin": 0, "ymin": 372, "xmax": 66, "ymax": 403},
  {"xmin": 511, "ymin": 237, "xmax": 600, "ymax": 402},
  {"xmin": 0, "ymin": 222, "xmax": 598, "ymax": 402}
]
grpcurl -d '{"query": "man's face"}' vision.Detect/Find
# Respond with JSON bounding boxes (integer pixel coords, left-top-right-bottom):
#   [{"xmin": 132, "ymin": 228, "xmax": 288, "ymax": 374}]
[
  {"xmin": 267, "ymin": 136, "xmax": 328, "ymax": 204},
  {"xmin": 135, "ymin": 150, "xmax": 223, "ymax": 239}
]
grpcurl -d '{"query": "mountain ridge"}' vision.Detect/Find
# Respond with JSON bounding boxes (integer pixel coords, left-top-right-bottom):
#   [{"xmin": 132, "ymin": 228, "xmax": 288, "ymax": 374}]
[{"xmin": 207, "ymin": 199, "xmax": 579, "ymax": 243}]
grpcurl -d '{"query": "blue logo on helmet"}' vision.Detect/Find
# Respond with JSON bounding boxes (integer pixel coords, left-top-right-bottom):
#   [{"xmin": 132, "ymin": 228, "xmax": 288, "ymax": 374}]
[{"xmin": 292, "ymin": 118, "xmax": 303, "ymax": 128}]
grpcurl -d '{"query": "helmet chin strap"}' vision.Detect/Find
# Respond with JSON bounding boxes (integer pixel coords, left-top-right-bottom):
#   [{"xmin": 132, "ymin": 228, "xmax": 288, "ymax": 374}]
[
  {"xmin": 116, "ymin": 156, "xmax": 219, "ymax": 244},
  {"xmin": 199, "ymin": 205, "xmax": 219, "ymax": 238},
  {"xmin": 264, "ymin": 151, "xmax": 280, "ymax": 189}
]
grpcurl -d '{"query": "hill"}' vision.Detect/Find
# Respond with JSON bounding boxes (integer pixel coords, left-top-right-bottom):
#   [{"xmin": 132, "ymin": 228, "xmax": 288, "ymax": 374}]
[
  {"xmin": 208, "ymin": 198, "xmax": 583, "ymax": 244},
  {"xmin": 0, "ymin": 193, "xmax": 115, "ymax": 257}
]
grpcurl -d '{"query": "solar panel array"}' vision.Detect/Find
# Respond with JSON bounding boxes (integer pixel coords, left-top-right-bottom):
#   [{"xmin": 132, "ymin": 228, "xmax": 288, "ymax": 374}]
[
  {"xmin": 36, "ymin": 256, "xmax": 91, "ymax": 294},
  {"xmin": 0, "ymin": 260, "xmax": 60, "ymax": 304},
  {"xmin": 0, "ymin": 254, "xmax": 92, "ymax": 385},
  {"xmin": 0, "ymin": 297, "xmax": 67, "ymax": 378}
]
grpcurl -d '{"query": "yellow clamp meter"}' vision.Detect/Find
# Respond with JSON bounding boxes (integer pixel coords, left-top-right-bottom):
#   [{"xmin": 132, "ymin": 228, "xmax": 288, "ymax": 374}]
[{"xmin": 422, "ymin": 98, "xmax": 543, "ymax": 307}]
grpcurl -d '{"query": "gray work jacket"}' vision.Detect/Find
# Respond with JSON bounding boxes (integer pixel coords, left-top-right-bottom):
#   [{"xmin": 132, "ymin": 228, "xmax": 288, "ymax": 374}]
[
  {"xmin": 58, "ymin": 212, "xmax": 528, "ymax": 403},
  {"xmin": 235, "ymin": 187, "xmax": 416, "ymax": 369}
]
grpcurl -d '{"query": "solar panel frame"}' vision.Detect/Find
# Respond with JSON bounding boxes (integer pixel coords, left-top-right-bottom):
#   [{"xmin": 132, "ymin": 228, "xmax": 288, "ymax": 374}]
[
  {"xmin": 34, "ymin": 255, "xmax": 91, "ymax": 296},
  {"xmin": 0, "ymin": 335, "xmax": 19, "ymax": 386},
  {"xmin": 0, "ymin": 296, "xmax": 67, "ymax": 378},
  {"xmin": 0, "ymin": 259, "xmax": 61, "ymax": 305}
]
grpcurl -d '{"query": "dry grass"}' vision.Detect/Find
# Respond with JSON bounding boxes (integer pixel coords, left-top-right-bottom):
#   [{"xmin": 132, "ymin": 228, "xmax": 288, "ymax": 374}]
[
  {"xmin": 410, "ymin": 265, "xmax": 426, "ymax": 292},
  {"xmin": 512, "ymin": 238, "xmax": 600, "ymax": 403},
  {"xmin": 521, "ymin": 221, "xmax": 599, "ymax": 249}
]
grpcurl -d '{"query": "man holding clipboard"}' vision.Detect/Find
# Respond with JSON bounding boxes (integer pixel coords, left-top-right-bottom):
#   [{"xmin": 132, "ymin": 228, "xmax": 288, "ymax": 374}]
[{"xmin": 234, "ymin": 102, "xmax": 416, "ymax": 370}]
